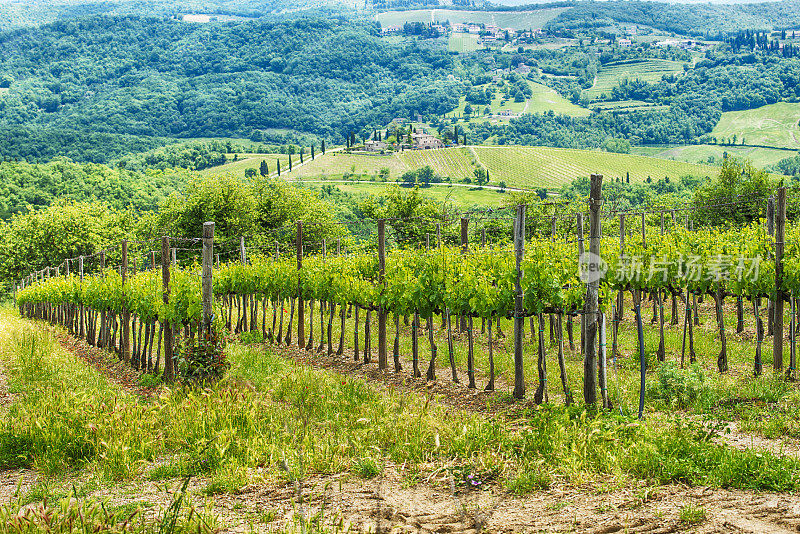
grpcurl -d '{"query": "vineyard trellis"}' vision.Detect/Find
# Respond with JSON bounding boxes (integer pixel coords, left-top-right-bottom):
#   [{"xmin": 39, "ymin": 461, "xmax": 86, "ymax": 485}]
[{"xmin": 14, "ymin": 175, "xmax": 800, "ymax": 414}]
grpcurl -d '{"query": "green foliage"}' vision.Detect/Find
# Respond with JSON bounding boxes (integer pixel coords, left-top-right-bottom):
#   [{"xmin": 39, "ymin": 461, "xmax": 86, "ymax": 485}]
[
  {"xmin": 177, "ymin": 325, "xmax": 229, "ymax": 385},
  {"xmin": 0, "ymin": 16, "xmax": 458, "ymax": 151},
  {"xmin": 0, "ymin": 200, "xmax": 135, "ymax": 291},
  {"xmin": 602, "ymin": 137, "xmax": 631, "ymax": 154},
  {"xmin": 647, "ymin": 363, "xmax": 706, "ymax": 409},
  {"xmin": 352, "ymin": 457, "xmax": 381, "ymax": 479},
  {"xmin": 0, "ymin": 159, "xmax": 186, "ymax": 219},
  {"xmin": 679, "ymin": 504, "xmax": 707, "ymax": 524},
  {"xmin": 692, "ymin": 157, "xmax": 774, "ymax": 226}
]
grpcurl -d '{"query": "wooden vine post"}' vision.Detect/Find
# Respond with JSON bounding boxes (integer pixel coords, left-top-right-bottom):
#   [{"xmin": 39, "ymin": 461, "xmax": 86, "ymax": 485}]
[
  {"xmin": 775, "ymin": 187, "xmax": 787, "ymax": 372},
  {"xmin": 767, "ymin": 196, "xmax": 775, "ymax": 336},
  {"xmin": 202, "ymin": 222, "xmax": 214, "ymax": 334},
  {"xmin": 296, "ymin": 221, "xmax": 304, "ymax": 348},
  {"xmin": 584, "ymin": 173, "xmax": 603, "ymax": 407},
  {"xmin": 460, "ymin": 218, "xmax": 468, "ymax": 333},
  {"xmin": 121, "ymin": 240, "xmax": 130, "ymax": 363},
  {"xmin": 378, "ymin": 219, "xmax": 387, "ymax": 370},
  {"xmin": 79, "ymin": 255, "xmax": 85, "ymax": 338},
  {"xmin": 513, "ymin": 204, "xmax": 526, "ymax": 400},
  {"xmin": 162, "ymin": 236, "xmax": 174, "ymax": 382}
]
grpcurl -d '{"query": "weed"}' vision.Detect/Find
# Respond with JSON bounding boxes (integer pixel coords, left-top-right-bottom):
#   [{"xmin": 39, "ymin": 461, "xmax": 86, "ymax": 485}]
[
  {"xmin": 679, "ymin": 504, "xmax": 706, "ymax": 524},
  {"xmin": 239, "ymin": 331, "xmax": 263, "ymax": 345},
  {"xmin": 646, "ymin": 363, "xmax": 706, "ymax": 409},
  {"xmin": 352, "ymin": 457, "xmax": 381, "ymax": 479},
  {"xmin": 505, "ymin": 464, "xmax": 552, "ymax": 494},
  {"xmin": 138, "ymin": 372, "xmax": 163, "ymax": 388}
]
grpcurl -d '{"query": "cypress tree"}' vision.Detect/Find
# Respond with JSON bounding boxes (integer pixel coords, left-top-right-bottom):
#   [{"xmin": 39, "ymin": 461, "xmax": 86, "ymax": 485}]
[
  {"xmin": 300, "ymin": 150, "xmax": 304, "ymax": 164},
  {"xmin": 289, "ymin": 156, "xmax": 293, "ymax": 171},
  {"xmin": 260, "ymin": 160, "xmax": 268, "ymax": 176},
  {"xmin": 277, "ymin": 159, "xmax": 281, "ymax": 176},
  {"xmin": 311, "ymin": 145, "xmax": 315, "ymax": 159},
  {"xmin": 322, "ymin": 139, "xmax": 326, "ymax": 154}
]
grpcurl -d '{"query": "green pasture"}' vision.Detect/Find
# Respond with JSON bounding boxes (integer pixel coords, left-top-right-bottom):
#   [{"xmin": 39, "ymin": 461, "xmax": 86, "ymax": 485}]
[
  {"xmin": 585, "ymin": 59, "xmax": 688, "ymax": 99},
  {"xmin": 711, "ymin": 102, "xmax": 800, "ymax": 150},
  {"xmin": 631, "ymin": 144, "xmax": 797, "ymax": 170}
]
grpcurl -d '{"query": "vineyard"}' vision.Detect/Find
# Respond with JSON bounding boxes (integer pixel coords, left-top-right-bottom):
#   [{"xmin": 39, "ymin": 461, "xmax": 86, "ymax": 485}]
[
  {"xmin": 470, "ymin": 146, "xmax": 718, "ymax": 188},
  {"xmin": 236, "ymin": 146, "xmax": 723, "ymax": 189},
  {"xmin": 585, "ymin": 59, "xmax": 689, "ymax": 100},
  {"xmin": 14, "ymin": 178, "xmax": 800, "ymax": 413}
]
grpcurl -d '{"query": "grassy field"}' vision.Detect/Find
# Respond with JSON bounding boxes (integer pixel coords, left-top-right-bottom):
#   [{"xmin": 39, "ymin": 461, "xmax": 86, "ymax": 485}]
[
  {"xmin": 711, "ymin": 102, "xmax": 800, "ymax": 149},
  {"xmin": 198, "ymin": 153, "xmax": 299, "ymax": 177},
  {"xmin": 449, "ymin": 80, "xmax": 590, "ymax": 121},
  {"xmin": 527, "ymin": 82, "xmax": 591, "ymax": 116},
  {"xmin": 590, "ymin": 100, "xmax": 670, "ymax": 113},
  {"xmin": 631, "ymin": 144, "xmax": 797, "ymax": 170},
  {"xmin": 376, "ymin": 8, "xmax": 567, "ymax": 30},
  {"xmin": 585, "ymin": 59, "xmax": 688, "ymax": 99},
  {"xmin": 304, "ymin": 181, "xmax": 509, "ymax": 207},
  {"xmin": 204, "ymin": 146, "xmax": 722, "ymax": 190},
  {"xmin": 447, "ymin": 32, "xmax": 481, "ymax": 52}
]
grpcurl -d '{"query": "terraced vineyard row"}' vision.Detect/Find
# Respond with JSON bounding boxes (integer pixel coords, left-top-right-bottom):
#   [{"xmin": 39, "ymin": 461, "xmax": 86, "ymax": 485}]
[
  {"xmin": 471, "ymin": 146, "xmax": 717, "ymax": 188},
  {"xmin": 398, "ymin": 147, "xmax": 477, "ymax": 181}
]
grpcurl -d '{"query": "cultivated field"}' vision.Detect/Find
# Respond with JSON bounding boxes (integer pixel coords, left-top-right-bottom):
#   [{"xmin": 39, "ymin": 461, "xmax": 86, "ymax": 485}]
[
  {"xmin": 585, "ymin": 59, "xmax": 688, "ymax": 99},
  {"xmin": 208, "ymin": 146, "xmax": 725, "ymax": 190},
  {"xmin": 448, "ymin": 32, "xmax": 481, "ymax": 53},
  {"xmin": 306, "ymin": 181, "xmax": 509, "ymax": 207},
  {"xmin": 711, "ymin": 102, "xmax": 800, "ymax": 149},
  {"xmin": 470, "ymin": 145, "xmax": 717, "ymax": 188},
  {"xmin": 375, "ymin": 8, "xmax": 568, "ymax": 30}
]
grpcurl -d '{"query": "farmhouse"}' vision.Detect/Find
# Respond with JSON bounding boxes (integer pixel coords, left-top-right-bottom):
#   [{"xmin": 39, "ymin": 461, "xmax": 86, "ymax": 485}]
[
  {"xmin": 364, "ymin": 140, "xmax": 388, "ymax": 152},
  {"xmin": 411, "ymin": 133, "xmax": 444, "ymax": 149},
  {"xmin": 515, "ymin": 63, "xmax": 532, "ymax": 75},
  {"xmin": 618, "ymin": 38, "xmax": 632, "ymax": 47}
]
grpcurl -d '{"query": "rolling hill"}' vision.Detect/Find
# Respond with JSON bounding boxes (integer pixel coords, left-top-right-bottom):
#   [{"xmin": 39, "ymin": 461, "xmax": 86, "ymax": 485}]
[{"xmin": 203, "ymin": 145, "xmax": 721, "ymax": 190}]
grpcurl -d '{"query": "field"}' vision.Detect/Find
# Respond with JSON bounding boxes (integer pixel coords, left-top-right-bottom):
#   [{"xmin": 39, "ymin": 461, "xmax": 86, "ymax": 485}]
[
  {"xmin": 631, "ymin": 144, "xmax": 796, "ymax": 170},
  {"xmin": 590, "ymin": 99, "xmax": 670, "ymax": 113},
  {"xmin": 470, "ymin": 146, "xmax": 717, "ymax": 188},
  {"xmin": 449, "ymin": 81, "xmax": 590, "ymax": 122},
  {"xmin": 10, "ymin": 258, "xmax": 800, "ymax": 531},
  {"xmin": 585, "ymin": 59, "xmax": 689, "ymax": 99},
  {"xmin": 711, "ymin": 102, "xmax": 800, "ymax": 149},
  {"xmin": 447, "ymin": 32, "xmax": 481, "ymax": 53},
  {"xmin": 305, "ymin": 180, "xmax": 509, "ymax": 207},
  {"xmin": 375, "ymin": 8, "xmax": 568, "ymax": 30},
  {"xmin": 526, "ymin": 81, "xmax": 592, "ymax": 116},
  {"xmin": 204, "ymin": 146, "xmax": 722, "ymax": 190},
  {"xmin": 198, "ymin": 153, "xmax": 301, "ymax": 177}
]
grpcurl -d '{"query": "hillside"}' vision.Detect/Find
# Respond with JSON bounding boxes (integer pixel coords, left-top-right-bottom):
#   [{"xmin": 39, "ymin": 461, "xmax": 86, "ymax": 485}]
[
  {"xmin": 204, "ymin": 145, "xmax": 720, "ymax": 189},
  {"xmin": 711, "ymin": 102, "xmax": 800, "ymax": 150}
]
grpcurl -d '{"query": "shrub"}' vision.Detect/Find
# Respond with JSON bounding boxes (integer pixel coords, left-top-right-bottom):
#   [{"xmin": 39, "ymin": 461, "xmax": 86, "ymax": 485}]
[
  {"xmin": 647, "ymin": 362, "xmax": 706, "ymax": 409},
  {"xmin": 177, "ymin": 323, "xmax": 229, "ymax": 384}
]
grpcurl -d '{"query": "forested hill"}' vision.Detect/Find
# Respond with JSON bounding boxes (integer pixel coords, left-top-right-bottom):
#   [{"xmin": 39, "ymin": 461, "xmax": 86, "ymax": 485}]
[
  {"xmin": 546, "ymin": 0, "xmax": 800, "ymax": 37},
  {"xmin": 0, "ymin": 16, "xmax": 458, "ymax": 153}
]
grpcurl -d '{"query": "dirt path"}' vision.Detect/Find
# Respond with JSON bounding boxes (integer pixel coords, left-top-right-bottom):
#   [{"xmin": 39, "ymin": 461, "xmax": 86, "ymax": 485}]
[{"xmin": 83, "ymin": 465, "xmax": 800, "ymax": 533}]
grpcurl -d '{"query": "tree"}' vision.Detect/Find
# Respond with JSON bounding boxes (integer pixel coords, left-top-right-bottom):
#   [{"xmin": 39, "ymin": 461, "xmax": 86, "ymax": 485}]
[
  {"xmin": 0, "ymin": 201, "xmax": 135, "ymax": 289},
  {"xmin": 259, "ymin": 160, "xmax": 268, "ymax": 176},
  {"xmin": 474, "ymin": 167, "xmax": 488, "ymax": 185},
  {"xmin": 245, "ymin": 168, "xmax": 258, "ymax": 178},
  {"xmin": 692, "ymin": 157, "xmax": 774, "ymax": 226},
  {"xmin": 277, "ymin": 159, "xmax": 281, "ymax": 176},
  {"xmin": 321, "ymin": 140, "xmax": 326, "ymax": 154}
]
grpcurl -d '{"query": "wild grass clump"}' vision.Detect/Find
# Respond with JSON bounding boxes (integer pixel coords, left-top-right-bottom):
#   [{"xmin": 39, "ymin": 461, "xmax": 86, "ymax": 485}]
[
  {"xmin": 0, "ymin": 484, "xmax": 216, "ymax": 533},
  {"xmin": 646, "ymin": 363, "xmax": 706, "ymax": 409}
]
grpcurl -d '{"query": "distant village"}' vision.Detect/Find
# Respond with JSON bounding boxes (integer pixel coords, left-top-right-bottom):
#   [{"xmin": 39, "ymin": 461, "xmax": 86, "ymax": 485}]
[{"xmin": 380, "ymin": 19, "xmax": 714, "ymax": 50}]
